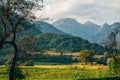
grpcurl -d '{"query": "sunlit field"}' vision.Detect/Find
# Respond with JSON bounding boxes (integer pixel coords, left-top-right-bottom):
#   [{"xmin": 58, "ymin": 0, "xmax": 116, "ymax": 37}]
[
  {"xmin": 0, "ymin": 64, "xmax": 119, "ymax": 80},
  {"xmin": 28, "ymin": 63, "xmax": 108, "ymax": 70}
]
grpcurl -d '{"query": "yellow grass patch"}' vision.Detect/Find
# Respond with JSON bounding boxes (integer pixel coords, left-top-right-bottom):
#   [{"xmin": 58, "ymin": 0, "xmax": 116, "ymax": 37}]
[{"xmin": 20, "ymin": 63, "xmax": 108, "ymax": 70}]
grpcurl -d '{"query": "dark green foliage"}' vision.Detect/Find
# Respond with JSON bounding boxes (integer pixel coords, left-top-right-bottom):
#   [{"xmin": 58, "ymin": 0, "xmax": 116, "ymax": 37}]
[
  {"xmin": 36, "ymin": 33, "xmax": 104, "ymax": 54},
  {"xmin": 109, "ymin": 55, "xmax": 120, "ymax": 76},
  {"xmin": 31, "ymin": 54, "xmax": 77, "ymax": 64},
  {"xmin": 47, "ymin": 55, "xmax": 75, "ymax": 64}
]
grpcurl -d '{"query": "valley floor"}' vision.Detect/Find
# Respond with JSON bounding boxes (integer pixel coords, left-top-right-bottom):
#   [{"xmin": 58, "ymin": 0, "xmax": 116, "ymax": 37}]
[{"xmin": 0, "ymin": 64, "xmax": 119, "ymax": 80}]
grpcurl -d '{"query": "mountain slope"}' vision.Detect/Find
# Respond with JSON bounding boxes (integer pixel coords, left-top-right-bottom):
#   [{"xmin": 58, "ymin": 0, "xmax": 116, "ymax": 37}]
[
  {"xmin": 52, "ymin": 18, "xmax": 83, "ymax": 36},
  {"xmin": 53, "ymin": 18, "xmax": 100, "ymax": 42},
  {"xmin": 93, "ymin": 22, "xmax": 120, "ymax": 43},
  {"xmin": 92, "ymin": 23, "xmax": 112, "ymax": 43},
  {"xmin": 34, "ymin": 21, "xmax": 68, "ymax": 35},
  {"xmin": 53, "ymin": 18, "xmax": 120, "ymax": 43}
]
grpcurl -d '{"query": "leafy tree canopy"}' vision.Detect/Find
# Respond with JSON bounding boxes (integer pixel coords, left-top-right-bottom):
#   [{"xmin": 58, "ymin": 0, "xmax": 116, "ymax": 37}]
[{"xmin": 78, "ymin": 50, "xmax": 94, "ymax": 64}]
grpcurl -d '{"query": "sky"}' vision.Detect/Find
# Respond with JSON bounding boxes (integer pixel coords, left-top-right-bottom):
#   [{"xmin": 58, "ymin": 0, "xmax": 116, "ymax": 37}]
[{"xmin": 35, "ymin": 0, "xmax": 120, "ymax": 25}]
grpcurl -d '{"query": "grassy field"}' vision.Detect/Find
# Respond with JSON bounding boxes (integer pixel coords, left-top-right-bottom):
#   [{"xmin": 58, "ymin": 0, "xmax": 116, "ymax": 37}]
[
  {"xmin": 0, "ymin": 64, "xmax": 119, "ymax": 80},
  {"xmin": 32, "ymin": 63, "xmax": 108, "ymax": 70}
]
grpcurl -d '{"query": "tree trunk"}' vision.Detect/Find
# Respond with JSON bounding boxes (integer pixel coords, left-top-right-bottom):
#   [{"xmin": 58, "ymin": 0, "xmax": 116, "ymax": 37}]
[{"xmin": 9, "ymin": 42, "xmax": 18, "ymax": 80}]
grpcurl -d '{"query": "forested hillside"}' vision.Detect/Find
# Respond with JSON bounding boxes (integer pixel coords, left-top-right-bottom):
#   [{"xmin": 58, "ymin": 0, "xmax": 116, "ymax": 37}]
[
  {"xmin": 35, "ymin": 33, "xmax": 104, "ymax": 54},
  {"xmin": 0, "ymin": 32, "xmax": 105, "ymax": 65}
]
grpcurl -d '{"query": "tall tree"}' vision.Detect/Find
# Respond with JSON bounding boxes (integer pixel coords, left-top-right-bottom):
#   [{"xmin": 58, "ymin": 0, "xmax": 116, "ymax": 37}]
[
  {"xmin": 106, "ymin": 26, "xmax": 120, "ymax": 62},
  {"xmin": 17, "ymin": 36, "xmax": 40, "ymax": 66},
  {"xmin": 105, "ymin": 26, "xmax": 120, "ymax": 74},
  {"xmin": 0, "ymin": 0, "xmax": 43, "ymax": 80}
]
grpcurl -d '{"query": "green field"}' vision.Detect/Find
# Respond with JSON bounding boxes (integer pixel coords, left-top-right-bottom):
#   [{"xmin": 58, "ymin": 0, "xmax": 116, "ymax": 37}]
[{"xmin": 0, "ymin": 65, "xmax": 120, "ymax": 80}]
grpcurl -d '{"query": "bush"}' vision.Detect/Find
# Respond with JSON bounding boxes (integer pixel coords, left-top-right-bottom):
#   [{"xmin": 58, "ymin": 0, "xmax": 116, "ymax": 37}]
[{"xmin": 109, "ymin": 55, "xmax": 120, "ymax": 76}]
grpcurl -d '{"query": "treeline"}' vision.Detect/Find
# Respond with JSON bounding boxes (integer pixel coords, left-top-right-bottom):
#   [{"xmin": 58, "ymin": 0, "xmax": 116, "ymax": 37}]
[{"xmin": 32, "ymin": 54, "xmax": 78, "ymax": 64}]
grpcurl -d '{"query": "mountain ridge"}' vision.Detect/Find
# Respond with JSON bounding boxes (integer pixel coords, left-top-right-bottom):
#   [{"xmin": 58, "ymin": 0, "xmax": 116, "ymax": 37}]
[
  {"xmin": 52, "ymin": 18, "xmax": 120, "ymax": 43},
  {"xmin": 33, "ymin": 20, "xmax": 69, "ymax": 35}
]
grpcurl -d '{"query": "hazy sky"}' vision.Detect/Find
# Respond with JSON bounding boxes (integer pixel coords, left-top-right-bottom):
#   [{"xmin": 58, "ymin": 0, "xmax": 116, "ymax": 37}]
[{"xmin": 35, "ymin": 0, "xmax": 120, "ymax": 25}]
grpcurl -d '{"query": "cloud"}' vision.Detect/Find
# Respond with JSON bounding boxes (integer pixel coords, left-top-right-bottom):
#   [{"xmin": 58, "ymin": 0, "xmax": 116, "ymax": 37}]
[{"xmin": 35, "ymin": 0, "xmax": 120, "ymax": 25}]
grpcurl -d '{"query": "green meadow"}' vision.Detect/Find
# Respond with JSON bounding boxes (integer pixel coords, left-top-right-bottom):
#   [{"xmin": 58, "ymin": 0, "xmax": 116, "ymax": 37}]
[{"xmin": 0, "ymin": 65, "xmax": 119, "ymax": 80}]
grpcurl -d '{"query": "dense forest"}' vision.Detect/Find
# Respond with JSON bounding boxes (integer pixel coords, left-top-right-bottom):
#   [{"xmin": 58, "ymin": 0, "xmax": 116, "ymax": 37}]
[{"xmin": 35, "ymin": 33, "xmax": 104, "ymax": 54}]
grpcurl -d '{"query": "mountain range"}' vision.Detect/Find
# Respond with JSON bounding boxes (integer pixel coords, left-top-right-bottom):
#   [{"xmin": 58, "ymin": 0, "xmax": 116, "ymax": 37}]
[
  {"xmin": 21, "ymin": 18, "xmax": 120, "ymax": 45},
  {"xmin": 52, "ymin": 18, "xmax": 120, "ymax": 43}
]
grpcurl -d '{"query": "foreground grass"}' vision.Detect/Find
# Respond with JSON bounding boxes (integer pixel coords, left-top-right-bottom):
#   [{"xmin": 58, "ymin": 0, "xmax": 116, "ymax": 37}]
[{"xmin": 0, "ymin": 65, "xmax": 119, "ymax": 80}]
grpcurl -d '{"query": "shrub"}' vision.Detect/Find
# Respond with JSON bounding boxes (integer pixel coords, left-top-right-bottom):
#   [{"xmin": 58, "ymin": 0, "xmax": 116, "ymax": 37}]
[{"xmin": 109, "ymin": 55, "xmax": 120, "ymax": 76}]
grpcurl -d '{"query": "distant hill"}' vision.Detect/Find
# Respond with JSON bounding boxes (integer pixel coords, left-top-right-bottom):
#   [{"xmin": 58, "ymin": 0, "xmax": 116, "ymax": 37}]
[
  {"xmin": 17, "ymin": 20, "xmax": 70, "ymax": 39},
  {"xmin": 20, "ymin": 25, "xmax": 42, "ymax": 36},
  {"xmin": 35, "ymin": 33, "xmax": 104, "ymax": 54},
  {"xmin": 53, "ymin": 18, "xmax": 120, "ymax": 43},
  {"xmin": 33, "ymin": 21, "xmax": 69, "ymax": 35}
]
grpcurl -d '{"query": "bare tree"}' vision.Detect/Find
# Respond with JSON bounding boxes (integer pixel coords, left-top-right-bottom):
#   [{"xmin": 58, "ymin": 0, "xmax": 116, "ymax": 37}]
[
  {"xmin": 105, "ymin": 26, "xmax": 120, "ymax": 65},
  {"xmin": 0, "ymin": 0, "xmax": 43, "ymax": 80}
]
